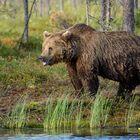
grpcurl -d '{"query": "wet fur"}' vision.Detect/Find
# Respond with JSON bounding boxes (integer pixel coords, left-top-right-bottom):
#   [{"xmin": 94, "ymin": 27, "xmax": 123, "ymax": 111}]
[{"xmin": 42, "ymin": 24, "xmax": 140, "ymax": 98}]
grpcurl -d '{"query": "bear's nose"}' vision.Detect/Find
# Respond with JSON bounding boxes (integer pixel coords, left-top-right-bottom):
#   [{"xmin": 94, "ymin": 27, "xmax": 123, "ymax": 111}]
[
  {"xmin": 38, "ymin": 56, "xmax": 43, "ymax": 60},
  {"xmin": 38, "ymin": 56, "xmax": 45, "ymax": 61}
]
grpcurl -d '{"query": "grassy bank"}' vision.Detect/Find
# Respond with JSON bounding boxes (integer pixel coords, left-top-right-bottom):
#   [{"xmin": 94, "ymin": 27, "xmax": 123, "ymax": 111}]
[{"xmin": 1, "ymin": 93, "xmax": 140, "ymax": 130}]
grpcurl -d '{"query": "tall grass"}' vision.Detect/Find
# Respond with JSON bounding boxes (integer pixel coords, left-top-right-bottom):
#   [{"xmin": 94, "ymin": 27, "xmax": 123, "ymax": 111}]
[
  {"xmin": 43, "ymin": 94, "xmax": 69, "ymax": 130},
  {"xmin": 67, "ymin": 96, "xmax": 78, "ymax": 128},
  {"xmin": 2, "ymin": 92, "xmax": 140, "ymax": 130},
  {"xmin": 43, "ymin": 93, "xmax": 114, "ymax": 130},
  {"xmin": 75, "ymin": 99, "xmax": 84, "ymax": 128},
  {"xmin": 44, "ymin": 94, "xmax": 86, "ymax": 130},
  {"xmin": 3, "ymin": 95, "xmax": 28, "ymax": 129},
  {"xmin": 125, "ymin": 96, "xmax": 139, "ymax": 128},
  {"xmin": 90, "ymin": 92, "xmax": 113, "ymax": 128}
]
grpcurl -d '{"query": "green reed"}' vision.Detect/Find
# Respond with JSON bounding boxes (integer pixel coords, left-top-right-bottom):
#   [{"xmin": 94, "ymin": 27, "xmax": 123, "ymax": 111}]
[
  {"xmin": 125, "ymin": 96, "xmax": 139, "ymax": 128},
  {"xmin": 4, "ymin": 95, "xmax": 28, "ymax": 129},
  {"xmin": 90, "ymin": 92, "xmax": 113, "ymax": 128}
]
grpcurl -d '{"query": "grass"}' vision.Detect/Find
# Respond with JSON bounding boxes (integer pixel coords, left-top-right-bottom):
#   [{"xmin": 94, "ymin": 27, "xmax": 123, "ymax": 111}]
[
  {"xmin": 47, "ymin": 95, "xmax": 67, "ymax": 129},
  {"xmin": 44, "ymin": 94, "xmax": 73, "ymax": 130},
  {"xmin": 1, "ymin": 92, "xmax": 140, "ymax": 130},
  {"xmin": 3, "ymin": 95, "xmax": 28, "ymax": 129},
  {"xmin": 90, "ymin": 92, "xmax": 114, "ymax": 128},
  {"xmin": 42, "ymin": 93, "xmax": 140, "ymax": 130},
  {"xmin": 75, "ymin": 99, "xmax": 84, "ymax": 128},
  {"xmin": 125, "ymin": 96, "xmax": 140, "ymax": 129},
  {"xmin": 0, "ymin": 55, "xmax": 67, "ymax": 86}
]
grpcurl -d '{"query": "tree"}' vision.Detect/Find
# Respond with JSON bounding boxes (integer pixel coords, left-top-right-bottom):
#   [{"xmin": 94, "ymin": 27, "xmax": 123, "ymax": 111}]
[
  {"xmin": 3, "ymin": 0, "xmax": 7, "ymax": 7},
  {"xmin": 34, "ymin": 0, "xmax": 38, "ymax": 17},
  {"xmin": 71, "ymin": 0, "xmax": 77, "ymax": 8},
  {"xmin": 118, "ymin": 0, "xmax": 124, "ymax": 6},
  {"xmin": 106, "ymin": 0, "xmax": 111, "ymax": 27},
  {"xmin": 46, "ymin": 0, "xmax": 50, "ymax": 16},
  {"xmin": 100, "ymin": 0, "xmax": 112, "ymax": 31},
  {"xmin": 123, "ymin": 0, "xmax": 135, "ymax": 32},
  {"xmin": 40, "ymin": 0, "xmax": 43, "ymax": 16},
  {"xmin": 135, "ymin": 0, "xmax": 138, "ymax": 9},
  {"xmin": 86, "ymin": 0, "xmax": 90, "ymax": 25},
  {"xmin": 100, "ymin": 0, "xmax": 107, "ymax": 31},
  {"xmin": 23, "ymin": 0, "xmax": 28, "ymax": 43},
  {"xmin": 59, "ymin": 0, "xmax": 63, "ymax": 12},
  {"xmin": 18, "ymin": 0, "xmax": 36, "ymax": 49}
]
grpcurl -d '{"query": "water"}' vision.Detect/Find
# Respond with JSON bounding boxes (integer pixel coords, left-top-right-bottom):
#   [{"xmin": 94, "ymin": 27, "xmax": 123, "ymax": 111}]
[{"xmin": 0, "ymin": 127, "xmax": 140, "ymax": 140}]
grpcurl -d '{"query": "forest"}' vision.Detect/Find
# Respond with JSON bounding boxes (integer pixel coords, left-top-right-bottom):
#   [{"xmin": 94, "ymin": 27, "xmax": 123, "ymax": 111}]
[{"xmin": 0, "ymin": 0, "xmax": 140, "ymax": 139}]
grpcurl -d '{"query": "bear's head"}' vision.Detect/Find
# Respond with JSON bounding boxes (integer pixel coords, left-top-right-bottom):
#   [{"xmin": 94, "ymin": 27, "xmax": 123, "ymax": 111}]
[{"xmin": 39, "ymin": 30, "xmax": 79, "ymax": 66}]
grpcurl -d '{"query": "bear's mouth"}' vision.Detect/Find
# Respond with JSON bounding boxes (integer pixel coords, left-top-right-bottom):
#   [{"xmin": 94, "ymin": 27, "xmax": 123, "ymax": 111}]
[
  {"xmin": 38, "ymin": 56, "xmax": 52, "ymax": 66},
  {"xmin": 42, "ymin": 59, "xmax": 52, "ymax": 66},
  {"xmin": 42, "ymin": 61, "xmax": 49, "ymax": 66}
]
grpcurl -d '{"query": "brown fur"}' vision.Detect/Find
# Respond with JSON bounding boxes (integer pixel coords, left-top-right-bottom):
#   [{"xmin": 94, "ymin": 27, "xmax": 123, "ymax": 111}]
[{"xmin": 39, "ymin": 23, "xmax": 140, "ymax": 98}]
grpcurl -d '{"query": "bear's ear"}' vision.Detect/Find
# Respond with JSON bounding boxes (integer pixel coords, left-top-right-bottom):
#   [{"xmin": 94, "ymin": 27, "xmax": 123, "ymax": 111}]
[
  {"xmin": 62, "ymin": 31, "xmax": 72, "ymax": 40},
  {"xmin": 43, "ymin": 31, "xmax": 51, "ymax": 39}
]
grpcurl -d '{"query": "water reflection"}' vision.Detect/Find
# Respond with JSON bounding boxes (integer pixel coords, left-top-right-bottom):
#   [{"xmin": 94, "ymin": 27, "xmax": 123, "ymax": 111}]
[{"xmin": 0, "ymin": 127, "xmax": 140, "ymax": 140}]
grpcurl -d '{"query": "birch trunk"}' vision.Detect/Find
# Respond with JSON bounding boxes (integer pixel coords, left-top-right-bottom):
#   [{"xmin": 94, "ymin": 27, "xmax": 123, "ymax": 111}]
[
  {"xmin": 23, "ymin": 0, "xmax": 28, "ymax": 43},
  {"xmin": 123, "ymin": 0, "xmax": 135, "ymax": 32}
]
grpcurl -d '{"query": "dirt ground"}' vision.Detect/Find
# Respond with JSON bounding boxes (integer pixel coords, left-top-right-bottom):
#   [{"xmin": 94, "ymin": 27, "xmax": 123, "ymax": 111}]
[{"xmin": 0, "ymin": 78, "xmax": 140, "ymax": 117}]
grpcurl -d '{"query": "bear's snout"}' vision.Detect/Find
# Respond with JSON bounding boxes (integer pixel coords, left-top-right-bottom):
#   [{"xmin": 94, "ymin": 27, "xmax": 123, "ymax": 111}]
[
  {"xmin": 38, "ymin": 56, "xmax": 47, "ymax": 62},
  {"xmin": 38, "ymin": 56, "xmax": 51, "ymax": 66},
  {"xmin": 38, "ymin": 56, "xmax": 44, "ymax": 61}
]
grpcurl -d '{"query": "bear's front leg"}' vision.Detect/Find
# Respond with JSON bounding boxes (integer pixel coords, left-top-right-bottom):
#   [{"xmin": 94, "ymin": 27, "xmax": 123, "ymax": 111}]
[
  {"xmin": 117, "ymin": 83, "xmax": 126, "ymax": 99},
  {"xmin": 67, "ymin": 64, "xmax": 84, "ymax": 95},
  {"xmin": 84, "ymin": 75, "xmax": 99, "ymax": 96},
  {"xmin": 117, "ymin": 83, "xmax": 134, "ymax": 101}
]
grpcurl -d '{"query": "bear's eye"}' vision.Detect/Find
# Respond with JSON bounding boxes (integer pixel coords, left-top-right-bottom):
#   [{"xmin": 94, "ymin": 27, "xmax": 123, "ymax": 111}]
[{"xmin": 48, "ymin": 47, "xmax": 53, "ymax": 55}]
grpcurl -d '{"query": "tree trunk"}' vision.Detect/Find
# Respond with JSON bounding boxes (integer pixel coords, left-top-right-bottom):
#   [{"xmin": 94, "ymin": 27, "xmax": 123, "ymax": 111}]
[
  {"xmin": 59, "ymin": 0, "xmax": 63, "ymax": 12},
  {"xmin": 135, "ymin": 0, "xmax": 138, "ymax": 9},
  {"xmin": 118, "ymin": 0, "xmax": 124, "ymax": 6},
  {"xmin": 40, "ymin": 0, "xmax": 43, "ymax": 16},
  {"xmin": 23, "ymin": 0, "xmax": 28, "ymax": 43},
  {"xmin": 106, "ymin": 0, "xmax": 111, "ymax": 28},
  {"xmin": 86, "ymin": 0, "xmax": 90, "ymax": 25},
  {"xmin": 46, "ymin": 0, "xmax": 50, "ymax": 16},
  {"xmin": 18, "ymin": 0, "xmax": 36, "ymax": 49},
  {"xmin": 123, "ymin": 0, "xmax": 135, "ymax": 32},
  {"xmin": 3, "ymin": 0, "xmax": 7, "ymax": 7},
  {"xmin": 34, "ymin": 0, "xmax": 38, "ymax": 17},
  {"xmin": 100, "ymin": 0, "xmax": 107, "ymax": 31},
  {"xmin": 71, "ymin": 0, "xmax": 77, "ymax": 8}
]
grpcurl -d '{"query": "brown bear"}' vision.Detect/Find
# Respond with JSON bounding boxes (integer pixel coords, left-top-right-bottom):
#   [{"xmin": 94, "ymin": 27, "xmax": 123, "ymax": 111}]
[{"xmin": 39, "ymin": 23, "xmax": 140, "ymax": 99}]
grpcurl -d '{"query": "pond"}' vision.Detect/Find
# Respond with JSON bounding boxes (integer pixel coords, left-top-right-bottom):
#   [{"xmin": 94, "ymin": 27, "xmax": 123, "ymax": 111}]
[{"xmin": 0, "ymin": 127, "xmax": 140, "ymax": 140}]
